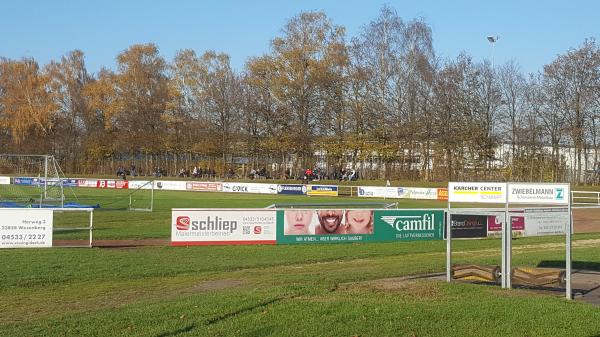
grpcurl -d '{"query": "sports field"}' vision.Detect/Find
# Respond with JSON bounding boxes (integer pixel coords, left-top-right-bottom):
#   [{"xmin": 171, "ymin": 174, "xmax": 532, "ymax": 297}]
[{"xmin": 2, "ymin": 188, "xmax": 600, "ymax": 336}]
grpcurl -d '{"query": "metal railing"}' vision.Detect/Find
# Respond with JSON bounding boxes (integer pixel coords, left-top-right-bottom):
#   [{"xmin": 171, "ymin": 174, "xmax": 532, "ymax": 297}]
[{"xmin": 572, "ymin": 191, "xmax": 600, "ymax": 207}]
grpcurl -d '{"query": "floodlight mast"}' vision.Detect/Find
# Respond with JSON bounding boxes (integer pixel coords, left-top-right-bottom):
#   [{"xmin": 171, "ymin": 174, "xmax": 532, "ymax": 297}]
[{"xmin": 487, "ymin": 35, "xmax": 500, "ymax": 68}]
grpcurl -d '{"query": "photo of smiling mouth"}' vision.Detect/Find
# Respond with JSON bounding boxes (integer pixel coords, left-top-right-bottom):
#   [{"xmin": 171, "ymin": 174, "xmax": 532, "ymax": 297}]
[
  {"xmin": 351, "ymin": 217, "xmax": 365, "ymax": 223},
  {"xmin": 323, "ymin": 216, "xmax": 340, "ymax": 227}
]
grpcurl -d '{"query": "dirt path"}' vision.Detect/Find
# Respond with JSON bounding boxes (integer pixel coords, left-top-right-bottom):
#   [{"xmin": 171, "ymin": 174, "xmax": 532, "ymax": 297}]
[{"xmin": 573, "ymin": 208, "xmax": 600, "ymax": 233}]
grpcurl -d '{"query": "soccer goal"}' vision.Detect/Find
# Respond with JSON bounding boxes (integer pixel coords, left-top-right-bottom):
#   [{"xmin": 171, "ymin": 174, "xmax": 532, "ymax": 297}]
[{"xmin": 0, "ymin": 154, "xmax": 67, "ymax": 207}]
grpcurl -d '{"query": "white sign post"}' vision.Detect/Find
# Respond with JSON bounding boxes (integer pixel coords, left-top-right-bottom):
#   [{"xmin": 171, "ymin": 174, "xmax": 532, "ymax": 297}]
[
  {"xmin": 0, "ymin": 209, "xmax": 53, "ymax": 248},
  {"xmin": 447, "ymin": 183, "xmax": 507, "ymax": 284},
  {"xmin": 507, "ymin": 183, "xmax": 571, "ymax": 299}
]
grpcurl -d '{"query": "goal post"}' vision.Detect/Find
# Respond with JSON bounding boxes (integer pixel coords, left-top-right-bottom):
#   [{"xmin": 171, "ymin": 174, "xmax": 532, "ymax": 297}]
[{"xmin": 0, "ymin": 154, "xmax": 65, "ymax": 207}]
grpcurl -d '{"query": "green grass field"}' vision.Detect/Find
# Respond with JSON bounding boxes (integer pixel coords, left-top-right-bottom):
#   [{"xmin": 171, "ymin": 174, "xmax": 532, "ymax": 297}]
[{"xmin": 1, "ymin": 188, "xmax": 600, "ymax": 336}]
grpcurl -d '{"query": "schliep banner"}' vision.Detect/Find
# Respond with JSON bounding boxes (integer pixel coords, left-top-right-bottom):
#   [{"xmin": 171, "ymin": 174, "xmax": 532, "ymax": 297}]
[
  {"xmin": 276, "ymin": 209, "xmax": 444, "ymax": 244},
  {"xmin": 508, "ymin": 183, "xmax": 570, "ymax": 205},
  {"xmin": 0, "ymin": 209, "xmax": 53, "ymax": 248},
  {"xmin": 171, "ymin": 209, "xmax": 276, "ymax": 245}
]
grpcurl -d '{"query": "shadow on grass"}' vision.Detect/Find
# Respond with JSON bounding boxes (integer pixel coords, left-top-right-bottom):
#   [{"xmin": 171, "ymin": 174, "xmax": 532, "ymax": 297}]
[
  {"xmin": 537, "ymin": 260, "xmax": 600, "ymax": 272},
  {"xmin": 155, "ymin": 324, "xmax": 196, "ymax": 337},
  {"xmin": 154, "ymin": 295, "xmax": 293, "ymax": 337}
]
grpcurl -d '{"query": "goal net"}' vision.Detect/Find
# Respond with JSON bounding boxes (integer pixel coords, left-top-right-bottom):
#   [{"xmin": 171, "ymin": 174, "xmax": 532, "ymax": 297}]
[{"xmin": 0, "ymin": 154, "xmax": 67, "ymax": 207}]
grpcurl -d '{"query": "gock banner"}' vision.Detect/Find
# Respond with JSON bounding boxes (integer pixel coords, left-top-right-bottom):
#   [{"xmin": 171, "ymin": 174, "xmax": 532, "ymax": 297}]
[{"xmin": 276, "ymin": 209, "xmax": 444, "ymax": 244}]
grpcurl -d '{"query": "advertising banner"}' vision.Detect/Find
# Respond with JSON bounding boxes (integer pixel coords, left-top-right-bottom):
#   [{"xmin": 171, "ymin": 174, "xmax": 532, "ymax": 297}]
[
  {"xmin": 277, "ymin": 184, "xmax": 307, "ymax": 195},
  {"xmin": 0, "ymin": 177, "xmax": 10, "ymax": 185},
  {"xmin": 0, "ymin": 209, "xmax": 53, "ymax": 248},
  {"xmin": 523, "ymin": 209, "xmax": 569, "ymax": 236},
  {"xmin": 222, "ymin": 182, "xmax": 278, "ymax": 194},
  {"xmin": 486, "ymin": 213, "xmax": 525, "ymax": 237},
  {"xmin": 13, "ymin": 177, "xmax": 36, "ymax": 186},
  {"xmin": 437, "ymin": 188, "xmax": 448, "ymax": 201},
  {"xmin": 448, "ymin": 182, "xmax": 507, "ymax": 203},
  {"xmin": 447, "ymin": 214, "xmax": 488, "ymax": 238},
  {"xmin": 507, "ymin": 183, "xmax": 570, "ymax": 205},
  {"xmin": 171, "ymin": 209, "xmax": 276, "ymax": 245},
  {"xmin": 276, "ymin": 209, "xmax": 444, "ymax": 244},
  {"xmin": 306, "ymin": 185, "xmax": 339, "ymax": 196},
  {"xmin": 61, "ymin": 179, "xmax": 78, "ymax": 187},
  {"xmin": 96, "ymin": 180, "xmax": 115, "ymax": 189},
  {"xmin": 409, "ymin": 188, "xmax": 439, "ymax": 200},
  {"xmin": 77, "ymin": 179, "xmax": 98, "ymax": 188},
  {"xmin": 129, "ymin": 180, "xmax": 153, "ymax": 190},
  {"xmin": 154, "ymin": 180, "xmax": 187, "ymax": 191},
  {"xmin": 186, "ymin": 182, "xmax": 223, "ymax": 192},
  {"xmin": 357, "ymin": 186, "xmax": 407, "ymax": 198}
]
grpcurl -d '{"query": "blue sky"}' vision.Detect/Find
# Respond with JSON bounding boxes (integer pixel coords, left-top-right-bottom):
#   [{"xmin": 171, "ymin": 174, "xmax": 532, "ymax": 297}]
[{"xmin": 1, "ymin": 0, "xmax": 598, "ymax": 75}]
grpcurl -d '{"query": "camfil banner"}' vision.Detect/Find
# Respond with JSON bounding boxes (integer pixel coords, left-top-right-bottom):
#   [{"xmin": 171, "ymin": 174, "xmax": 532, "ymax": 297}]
[
  {"xmin": 186, "ymin": 182, "xmax": 223, "ymax": 192},
  {"xmin": 222, "ymin": 182, "xmax": 278, "ymax": 194},
  {"xmin": 0, "ymin": 209, "xmax": 53, "ymax": 248},
  {"xmin": 277, "ymin": 184, "xmax": 307, "ymax": 195},
  {"xmin": 448, "ymin": 182, "xmax": 507, "ymax": 203},
  {"xmin": 524, "ymin": 208, "xmax": 569, "ymax": 236},
  {"xmin": 306, "ymin": 185, "xmax": 339, "ymax": 196},
  {"xmin": 276, "ymin": 209, "xmax": 444, "ymax": 244},
  {"xmin": 171, "ymin": 209, "xmax": 276, "ymax": 245},
  {"xmin": 154, "ymin": 180, "xmax": 187, "ymax": 191},
  {"xmin": 0, "ymin": 177, "xmax": 10, "ymax": 185},
  {"xmin": 508, "ymin": 183, "xmax": 570, "ymax": 205}
]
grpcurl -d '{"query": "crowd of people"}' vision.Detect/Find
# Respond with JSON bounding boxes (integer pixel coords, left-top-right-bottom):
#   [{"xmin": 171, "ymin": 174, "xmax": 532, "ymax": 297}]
[
  {"xmin": 115, "ymin": 164, "xmax": 359, "ymax": 181},
  {"xmin": 300, "ymin": 167, "xmax": 358, "ymax": 183}
]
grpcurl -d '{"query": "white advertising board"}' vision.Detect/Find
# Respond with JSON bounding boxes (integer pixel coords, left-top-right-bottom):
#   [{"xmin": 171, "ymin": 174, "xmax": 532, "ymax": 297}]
[
  {"xmin": 357, "ymin": 186, "xmax": 438, "ymax": 200},
  {"xmin": 448, "ymin": 182, "xmax": 507, "ymax": 203},
  {"xmin": 77, "ymin": 179, "xmax": 98, "ymax": 188},
  {"xmin": 154, "ymin": 180, "xmax": 187, "ymax": 191},
  {"xmin": 171, "ymin": 209, "xmax": 276, "ymax": 245},
  {"xmin": 222, "ymin": 182, "xmax": 278, "ymax": 194},
  {"xmin": 0, "ymin": 176, "xmax": 10, "ymax": 185},
  {"xmin": 409, "ymin": 188, "xmax": 439, "ymax": 200},
  {"xmin": 357, "ymin": 186, "xmax": 403, "ymax": 198},
  {"xmin": 0, "ymin": 209, "xmax": 53, "ymax": 248},
  {"xmin": 129, "ymin": 180, "xmax": 153, "ymax": 190},
  {"xmin": 507, "ymin": 183, "xmax": 570, "ymax": 205},
  {"xmin": 524, "ymin": 209, "xmax": 569, "ymax": 236}
]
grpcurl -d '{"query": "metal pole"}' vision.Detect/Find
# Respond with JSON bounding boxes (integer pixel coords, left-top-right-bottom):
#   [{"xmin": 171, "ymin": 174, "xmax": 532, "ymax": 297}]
[
  {"xmin": 44, "ymin": 155, "xmax": 48, "ymax": 200},
  {"xmin": 566, "ymin": 191, "xmax": 573, "ymax": 299},
  {"xmin": 505, "ymin": 201, "xmax": 512, "ymax": 289},
  {"xmin": 446, "ymin": 203, "xmax": 452, "ymax": 282},
  {"xmin": 150, "ymin": 181, "xmax": 154, "ymax": 212},
  {"xmin": 89, "ymin": 209, "xmax": 94, "ymax": 248},
  {"xmin": 501, "ymin": 202, "xmax": 507, "ymax": 288}
]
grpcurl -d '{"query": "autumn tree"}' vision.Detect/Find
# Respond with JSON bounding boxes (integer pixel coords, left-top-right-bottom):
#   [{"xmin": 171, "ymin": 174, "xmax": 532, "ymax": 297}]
[{"xmin": 0, "ymin": 58, "xmax": 56, "ymax": 152}]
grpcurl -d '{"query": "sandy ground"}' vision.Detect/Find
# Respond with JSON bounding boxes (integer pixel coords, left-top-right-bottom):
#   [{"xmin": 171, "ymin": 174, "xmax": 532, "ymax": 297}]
[{"xmin": 573, "ymin": 207, "xmax": 600, "ymax": 233}]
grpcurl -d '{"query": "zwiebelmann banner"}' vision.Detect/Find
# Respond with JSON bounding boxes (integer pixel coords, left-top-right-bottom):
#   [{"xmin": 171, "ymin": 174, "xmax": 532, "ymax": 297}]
[{"xmin": 276, "ymin": 209, "xmax": 444, "ymax": 244}]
